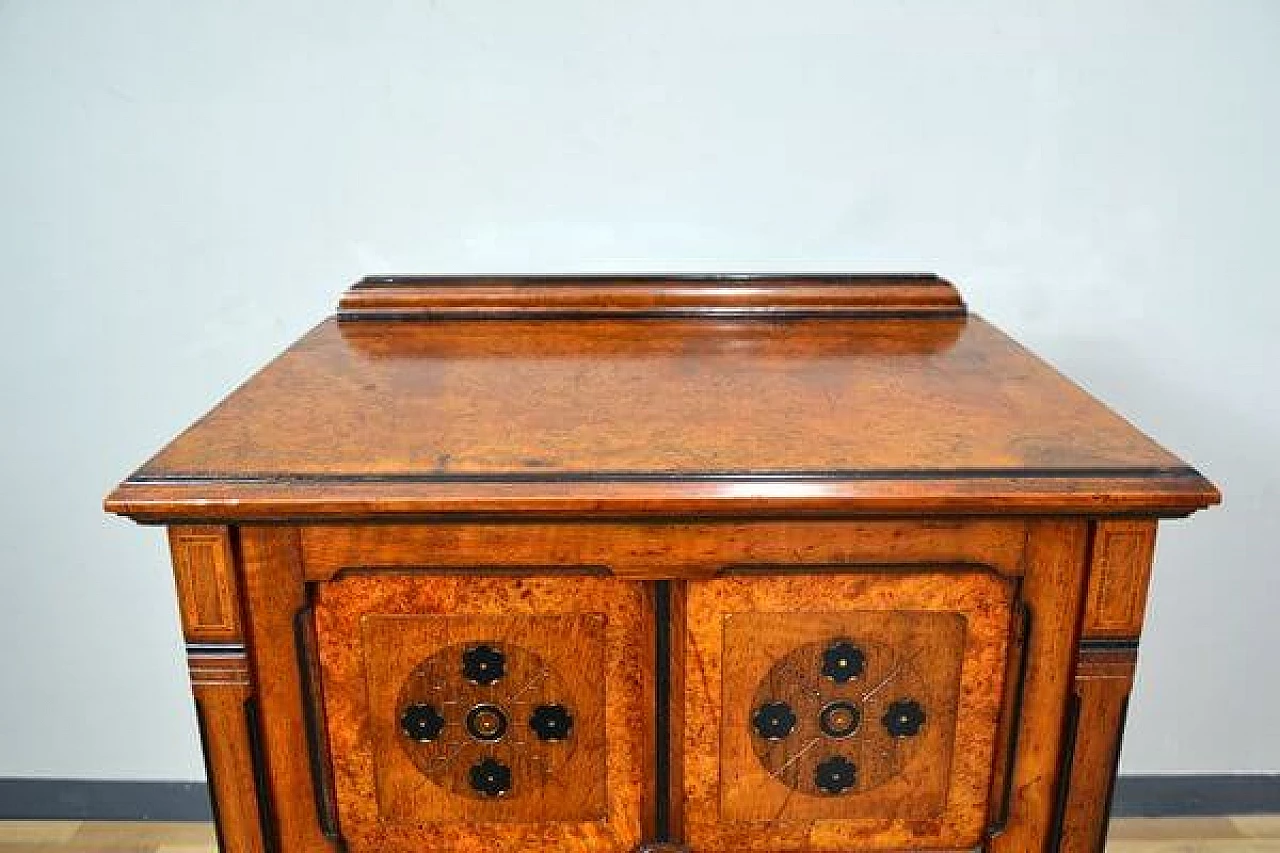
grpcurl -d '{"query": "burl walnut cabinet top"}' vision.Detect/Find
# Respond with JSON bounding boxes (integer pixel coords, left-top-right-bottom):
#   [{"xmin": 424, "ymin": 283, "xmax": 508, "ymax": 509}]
[{"xmin": 105, "ymin": 275, "xmax": 1219, "ymax": 521}]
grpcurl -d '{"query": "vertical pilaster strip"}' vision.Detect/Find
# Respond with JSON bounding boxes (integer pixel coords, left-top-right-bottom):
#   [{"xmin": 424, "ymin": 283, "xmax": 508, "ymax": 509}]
[{"xmin": 1056, "ymin": 647, "xmax": 1137, "ymax": 853}]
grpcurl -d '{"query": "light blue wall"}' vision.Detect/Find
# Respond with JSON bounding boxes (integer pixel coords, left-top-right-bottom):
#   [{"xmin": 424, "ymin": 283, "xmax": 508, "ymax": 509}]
[{"xmin": 0, "ymin": 0, "xmax": 1273, "ymax": 779}]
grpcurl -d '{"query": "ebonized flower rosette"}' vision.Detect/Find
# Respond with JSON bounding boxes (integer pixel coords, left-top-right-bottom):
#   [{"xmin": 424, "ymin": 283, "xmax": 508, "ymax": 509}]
[
  {"xmin": 747, "ymin": 635, "xmax": 935, "ymax": 797},
  {"xmin": 393, "ymin": 641, "xmax": 578, "ymax": 800}
]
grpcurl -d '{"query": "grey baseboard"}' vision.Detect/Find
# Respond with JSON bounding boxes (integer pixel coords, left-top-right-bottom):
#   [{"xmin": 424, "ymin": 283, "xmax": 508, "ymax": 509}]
[
  {"xmin": 0, "ymin": 775, "xmax": 1277, "ymax": 821},
  {"xmin": 0, "ymin": 780, "xmax": 212, "ymax": 821},
  {"xmin": 1113, "ymin": 775, "xmax": 1280, "ymax": 817}
]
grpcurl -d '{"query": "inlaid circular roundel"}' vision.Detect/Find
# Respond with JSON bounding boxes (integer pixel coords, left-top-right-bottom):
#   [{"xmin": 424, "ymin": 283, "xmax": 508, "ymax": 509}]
[
  {"xmin": 394, "ymin": 641, "xmax": 577, "ymax": 799},
  {"xmin": 749, "ymin": 637, "xmax": 930, "ymax": 796}
]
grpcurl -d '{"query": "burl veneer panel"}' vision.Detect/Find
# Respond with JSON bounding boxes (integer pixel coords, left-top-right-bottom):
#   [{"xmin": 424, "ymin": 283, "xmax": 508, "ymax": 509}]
[
  {"xmin": 130, "ymin": 317, "xmax": 1187, "ymax": 478},
  {"xmin": 360, "ymin": 613, "xmax": 606, "ymax": 823},
  {"xmin": 684, "ymin": 570, "xmax": 1015, "ymax": 852},
  {"xmin": 312, "ymin": 574, "xmax": 651, "ymax": 853}
]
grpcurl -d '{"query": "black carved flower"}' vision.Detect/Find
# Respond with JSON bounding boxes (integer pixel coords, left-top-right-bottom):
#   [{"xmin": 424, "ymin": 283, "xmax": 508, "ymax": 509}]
[
  {"xmin": 820, "ymin": 640, "xmax": 866, "ymax": 683},
  {"xmin": 751, "ymin": 701, "xmax": 798, "ymax": 740},
  {"xmin": 461, "ymin": 644, "xmax": 506, "ymax": 685},
  {"xmin": 469, "ymin": 757, "xmax": 513, "ymax": 797},
  {"xmin": 399, "ymin": 703, "xmax": 446, "ymax": 742},
  {"xmin": 882, "ymin": 699, "xmax": 926, "ymax": 737},
  {"xmin": 529, "ymin": 703, "xmax": 574, "ymax": 742},
  {"xmin": 814, "ymin": 755, "xmax": 857, "ymax": 794}
]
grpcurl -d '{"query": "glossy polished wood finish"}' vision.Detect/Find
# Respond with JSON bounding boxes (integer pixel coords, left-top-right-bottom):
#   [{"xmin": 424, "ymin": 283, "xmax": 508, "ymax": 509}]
[
  {"xmin": 106, "ymin": 277, "xmax": 1217, "ymax": 521},
  {"xmin": 339, "ymin": 274, "xmax": 967, "ymax": 319},
  {"xmin": 1059, "ymin": 649, "xmax": 1138, "ymax": 853},
  {"xmin": 685, "ymin": 570, "xmax": 1014, "ymax": 850},
  {"xmin": 312, "ymin": 574, "xmax": 652, "ymax": 852},
  {"xmin": 107, "ymin": 276, "xmax": 1219, "ymax": 853},
  {"xmin": 167, "ymin": 526, "xmax": 241, "ymax": 643}
]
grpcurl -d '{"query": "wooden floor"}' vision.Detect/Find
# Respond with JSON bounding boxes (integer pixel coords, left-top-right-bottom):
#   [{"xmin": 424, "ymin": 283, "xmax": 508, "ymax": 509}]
[{"xmin": 0, "ymin": 818, "xmax": 1278, "ymax": 851}]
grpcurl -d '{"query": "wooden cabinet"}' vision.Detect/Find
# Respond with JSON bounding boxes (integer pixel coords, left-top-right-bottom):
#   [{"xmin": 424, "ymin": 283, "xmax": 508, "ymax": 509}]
[{"xmin": 107, "ymin": 276, "xmax": 1218, "ymax": 852}]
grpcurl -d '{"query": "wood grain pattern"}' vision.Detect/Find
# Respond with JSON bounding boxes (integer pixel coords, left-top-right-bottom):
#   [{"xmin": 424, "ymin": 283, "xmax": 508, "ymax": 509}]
[
  {"xmin": 682, "ymin": 569, "xmax": 1015, "ymax": 851},
  {"xmin": 167, "ymin": 526, "xmax": 240, "ymax": 642},
  {"xmin": 189, "ymin": 650, "xmax": 264, "ymax": 853},
  {"xmin": 987, "ymin": 520, "xmax": 1092, "ymax": 853},
  {"xmin": 1058, "ymin": 648, "xmax": 1137, "ymax": 853},
  {"xmin": 106, "ymin": 277, "xmax": 1220, "ymax": 853},
  {"xmin": 1084, "ymin": 521, "xmax": 1159, "ymax": 638},
  {"xmin": 236, "ymin": 526, "xmax": 337, "ymax": 853},
  {"xmin": 310, "ymin": 573, "xmax": 652, "ymax": 853},
  {"xmin": 106, "ymin": 296, "xmax": 1219, "ymax": 521},
  {"xmin": 338, "ymin": 274, "xmax": 966, "ymax": 319},
  {"xmin": 297, "ymin": 519, "xmax": 1031, "ymax": 580}
]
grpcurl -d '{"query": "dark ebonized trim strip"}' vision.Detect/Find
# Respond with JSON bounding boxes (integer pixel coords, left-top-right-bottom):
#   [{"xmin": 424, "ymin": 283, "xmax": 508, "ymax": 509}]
[
  {"xmin": 293, "ymin": 603, "xmax": 341, "ymax": 840},
  {"xmin": 192, "ymin": 700, "xmax": 228, "ymax": 853},
  {"xmin": 354, "ymin": 273, "xmax": 950, "ymax": 288},
  {"xmin": 1097, "ymin": 696, "xmax": 1132, "ymax": 853},
  {"xmin": 1050, "ymin": 692, "xmax": 1084, "ymax": 852},
  {"xmin": 126, "ymin": 465, "xmax": 1205, "ymax": 487},
  {"xmin": 988, "ymin": 605, "xmax": 1033, "ymax": 838},
  {"xmin": 1081, "ymin": 638, "xmax": 1141, "ymax": 653},
  {"xmin": 338, "ymin": 308, "xmax": 969, "ymax": 322},
  {"xmin": 244, "ymin": 698, "xmax": 279, "ymax": 853},
  {"xmin": 653, "ymin": 581, "xmax": 673, "ymax": 842}
]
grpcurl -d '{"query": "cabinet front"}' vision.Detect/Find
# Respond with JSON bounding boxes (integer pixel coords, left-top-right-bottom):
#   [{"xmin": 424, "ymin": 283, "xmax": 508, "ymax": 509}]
[
  {"xmin": 276, "ymin": 520, "xmax": 1066, "ymax": 853},
  {"xmin": 308, "ymin": 572, "xmax": 654, "ymax": 853}
]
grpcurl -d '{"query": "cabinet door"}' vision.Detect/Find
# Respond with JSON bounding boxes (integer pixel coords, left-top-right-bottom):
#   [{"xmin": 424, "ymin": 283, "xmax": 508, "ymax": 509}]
[
  {"xmin": 310, "ymin": 573, "xmax": 653, "ymax": 853},
  {"xmin": 681, "ymin": 568, "xmax": 1016, "ymax": 851}
]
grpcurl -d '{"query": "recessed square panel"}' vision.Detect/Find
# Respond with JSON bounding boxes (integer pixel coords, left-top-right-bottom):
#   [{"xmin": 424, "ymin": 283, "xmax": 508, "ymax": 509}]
[
  {"xmin": 313, "ymin": 574, "xmax": 650, "ymax": 853},
  {"xmin": 361, "ymin": 612, "xmax": 606, "ymax": 823},
  {"xmin": 684, "ymin": 569, "xmax": 1015, "ymax": 851}
]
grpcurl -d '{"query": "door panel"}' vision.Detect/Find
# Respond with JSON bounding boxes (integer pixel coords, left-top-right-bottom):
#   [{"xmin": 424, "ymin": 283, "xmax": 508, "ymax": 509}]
[
  {"xmin": 682, "ymin": 569, "xmax": 1016, "ymax": 851},
  {"xmin": 311, "ymin": 573, "xmax": 652, "ymax": 853}
]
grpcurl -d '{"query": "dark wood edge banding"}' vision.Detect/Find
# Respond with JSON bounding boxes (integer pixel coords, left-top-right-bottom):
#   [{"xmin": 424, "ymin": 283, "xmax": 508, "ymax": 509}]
[
  {"xmin": 653, "ymin": 580, "xmax": 672, "ymax": 843},
  {"xmin": 987, "ymin": 603, "xmax": 1032, "ymax": 839},
  {"xmin": 192, "ymin": 700, "xmax": 230, "ymax": 853},
  {"xmin": 125, "ymin": 465, "xmax": 1206, "ymax": 486},
  {"xmin": 1097, "ymin": 696, "xmax": 1132, "ymax": 853},
  {"xmin": 243, "ymin": 698, "xmax": 280, "ymax": 853},
  {"xmin": 106, "ymin": 467, "xmax": 1219, "ymax": 521},
  {"xmin": 1049, "ymin": 693, "xmax": 1084, "ymax": 853},
  {"xmin": 338, "ymin": 274, "xmax": 966, "ymax": 319},
  {"xmin": 1080, "ymin": 638, "xmax": 1141, "ymax": 653},
  {"xmin": 292, "ymin": 599, "xmax": 342, "ymax": 842}
]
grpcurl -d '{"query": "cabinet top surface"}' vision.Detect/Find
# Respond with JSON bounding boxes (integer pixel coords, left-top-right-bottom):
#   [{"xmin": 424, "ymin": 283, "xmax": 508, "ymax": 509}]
[{"xmin": 106, "ymin": 276, "xmax": 1218, "ymax": 520}]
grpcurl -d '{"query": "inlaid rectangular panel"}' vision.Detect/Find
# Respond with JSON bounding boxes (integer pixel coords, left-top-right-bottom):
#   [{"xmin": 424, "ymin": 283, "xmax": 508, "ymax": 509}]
[
  {"xmin": 311, "ymin": 574, "xmax": 651, "ymax": 853},
  {"xmin": 1084, "ymin": 520, "xmax": 1158, "ymax": 638},
  {"xmin": 683, "ymin": 569, "xmax": 1016, "ymax": 851},
  {"xmin": 167, "ymin": 525, "xmax": 241, "ymax": 642}
]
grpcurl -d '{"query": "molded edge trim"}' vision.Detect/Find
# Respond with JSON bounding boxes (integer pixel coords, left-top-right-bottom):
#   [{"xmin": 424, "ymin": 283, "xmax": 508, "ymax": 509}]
[
  {"xmin": 338, "ymin": 274, "xmax": 966, "ymax": 319},
  {"xmin": 104, "ymin": 467, "xmax": 1220, "ymax": 522}
]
